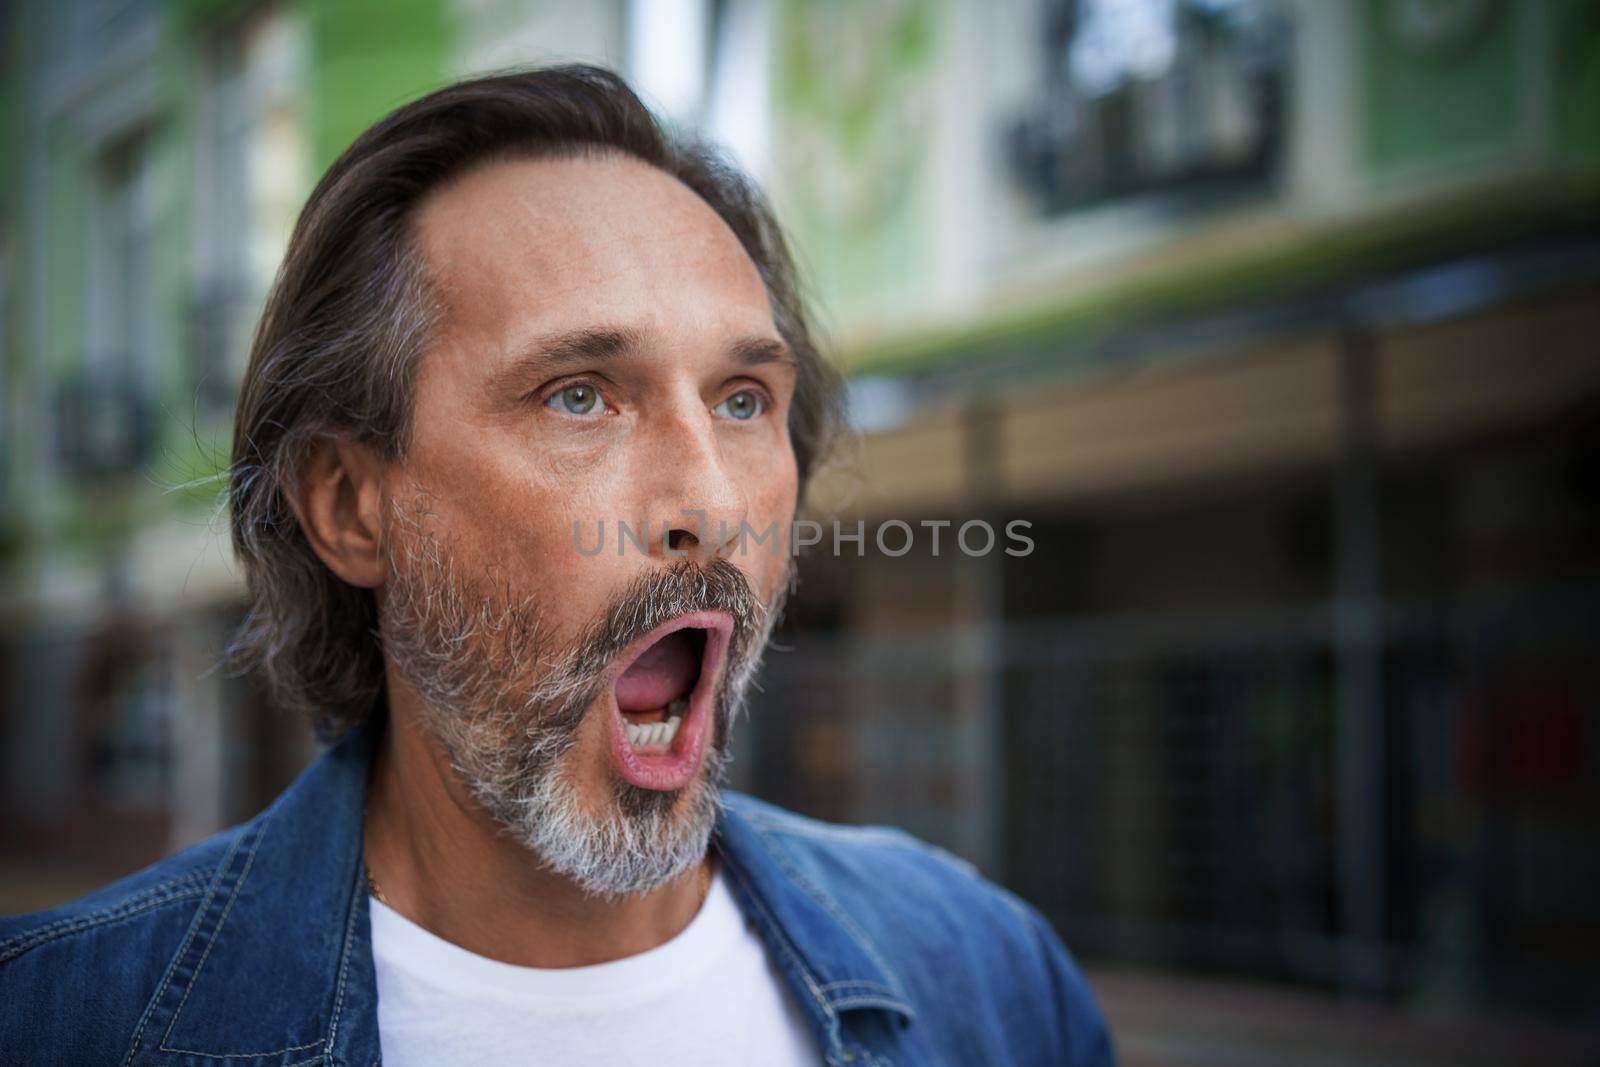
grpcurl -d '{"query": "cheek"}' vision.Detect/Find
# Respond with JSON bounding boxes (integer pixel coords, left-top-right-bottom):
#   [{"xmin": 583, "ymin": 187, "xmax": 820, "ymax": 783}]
[
  {"xmin": 425, "ymin": 457, "xmax": 565, "ymax": 555},
  {"xmin": 739, "ymin": 450, "xmax": 799, "ymax": 593},
  {"xmin": 408, "ymin": 432, "xmax": 635, "ymax": 623},
  {"xmin": 732, "ymin": 420, "xmax": 795, "ymax": 496}
]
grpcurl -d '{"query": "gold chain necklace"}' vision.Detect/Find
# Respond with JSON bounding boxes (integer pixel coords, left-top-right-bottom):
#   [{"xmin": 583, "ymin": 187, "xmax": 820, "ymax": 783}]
[{"xmin": 364, "ymin": 863, "xmax": 390, "ymax": 907}]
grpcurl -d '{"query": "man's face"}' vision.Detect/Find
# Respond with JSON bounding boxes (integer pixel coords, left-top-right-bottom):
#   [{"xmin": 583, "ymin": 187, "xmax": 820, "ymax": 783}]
[{"xmin": 378, "ymin": 153, "xmax": 800, "ymax": 896}]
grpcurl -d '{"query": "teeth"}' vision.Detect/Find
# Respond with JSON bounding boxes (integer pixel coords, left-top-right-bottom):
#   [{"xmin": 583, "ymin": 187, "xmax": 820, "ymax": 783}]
[
  {"xmin": 667, "ymin": 697, "xmax": 688, "ymax": 715},
  {"xmin": 626, "ymin": 714, "xmax": 683, "ymax": 750}
]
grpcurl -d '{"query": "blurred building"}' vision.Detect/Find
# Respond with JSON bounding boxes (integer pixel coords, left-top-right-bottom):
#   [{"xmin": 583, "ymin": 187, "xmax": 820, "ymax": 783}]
[
  {"xmin": 2, "ymin": 0, "xmax": 1598, "ymax": 1032},
  {"xmin": 752, "ymin": 0, "xmax": 1600, "ymax": 1022}
]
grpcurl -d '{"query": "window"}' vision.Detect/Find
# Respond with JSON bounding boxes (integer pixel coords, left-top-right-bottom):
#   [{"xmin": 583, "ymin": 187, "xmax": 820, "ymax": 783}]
[
  {"xmin": 191, "ymin": 5, "xmax": 307, "ymax": 423},
  {"xmin": 60, "ymin": 128, "xmax": 159, "ymax": 480},
  {"xmin": 1006, "ymin": 0, "xmax": 1290, "ymax": 216}
]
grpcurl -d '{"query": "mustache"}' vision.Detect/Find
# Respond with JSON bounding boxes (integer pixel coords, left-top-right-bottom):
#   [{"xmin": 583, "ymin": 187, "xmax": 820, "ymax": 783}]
[
  {"xmin": 561, "ymin": 556, "xmax": 781, "ymax": 768},
  {"xmin": 569, "ymin": 557, "xmax": 768, "ymax": 681}
]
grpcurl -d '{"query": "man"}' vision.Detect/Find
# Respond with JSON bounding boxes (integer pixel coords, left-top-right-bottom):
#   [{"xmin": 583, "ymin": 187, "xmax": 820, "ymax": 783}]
[{"xmin": 1, "ymin": 67, "xmax": 1113, "ymax": 1065}]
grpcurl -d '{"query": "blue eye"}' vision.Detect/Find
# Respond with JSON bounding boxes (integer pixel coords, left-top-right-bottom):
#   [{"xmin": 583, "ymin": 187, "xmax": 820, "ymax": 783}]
[
  {"xmin": 713, "ymin": 389, "xmax": 764, "ymax": 421},
  {"xmin": 547, "ymin": 383, "xmax": 604, "ymax": 417}
]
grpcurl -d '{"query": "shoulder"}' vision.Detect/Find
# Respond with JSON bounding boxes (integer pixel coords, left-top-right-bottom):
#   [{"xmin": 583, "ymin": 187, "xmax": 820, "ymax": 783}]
[
  {"xmin": 0, "ymin": 820, "xmax": 249, "ymax": 1060},
  {"xmin": 723, "ymin": 791, "xmax": 997, "ymax": 907},
  {"xmin": 723, "ymin": 791, "xmax": 1035, "ymax": 930},
  {"xmin": 0, "ymin": 826, "xmax": 240, "ymax": 958},
  {"xmin": 721, "ymin": 793, "xmax": 1114, "ymax": 1065},
  {"xmin": 0, "ymin": 827, "xmax": 242, "ymax": 967}
]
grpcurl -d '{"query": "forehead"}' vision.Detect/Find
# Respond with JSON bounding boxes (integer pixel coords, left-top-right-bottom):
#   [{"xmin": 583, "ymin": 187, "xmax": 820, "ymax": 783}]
[{"xmin": 411, "ymin": 152, "xmax": 776, "ymax": 352}]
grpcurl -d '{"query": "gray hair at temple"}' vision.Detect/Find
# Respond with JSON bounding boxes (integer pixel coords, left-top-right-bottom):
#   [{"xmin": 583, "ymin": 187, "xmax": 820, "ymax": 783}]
[{"xmin": 226, "ymin": 65, "xmax": 844, "ymax": 740}]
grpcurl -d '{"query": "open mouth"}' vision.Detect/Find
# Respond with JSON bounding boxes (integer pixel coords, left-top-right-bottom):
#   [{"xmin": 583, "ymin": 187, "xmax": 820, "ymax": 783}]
[
  {"xmin": 615, "ymin": 626, "xmax": 705, "ymax": 747},
  {"xmin": 607, "ymin": 612, "xmax": 731, "ymax": 791}
]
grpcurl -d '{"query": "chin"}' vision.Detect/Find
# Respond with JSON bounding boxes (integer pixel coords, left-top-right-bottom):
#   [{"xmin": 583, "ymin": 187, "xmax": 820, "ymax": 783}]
[{"xmin": 500, "ymin": 706, "xmax": 732, "ymax": 900}]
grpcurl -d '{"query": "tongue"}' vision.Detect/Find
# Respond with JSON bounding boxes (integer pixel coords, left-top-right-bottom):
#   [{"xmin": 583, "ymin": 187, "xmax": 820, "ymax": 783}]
[{"xmin": 615, "ymin": 630, "xmax": 699, "ymax": 712}]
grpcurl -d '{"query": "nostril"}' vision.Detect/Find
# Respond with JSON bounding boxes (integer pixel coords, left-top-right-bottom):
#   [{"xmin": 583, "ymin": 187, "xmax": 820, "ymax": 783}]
[{"xmin": 667, "ymin": 527, "xmax": 698, "ymax": 552}]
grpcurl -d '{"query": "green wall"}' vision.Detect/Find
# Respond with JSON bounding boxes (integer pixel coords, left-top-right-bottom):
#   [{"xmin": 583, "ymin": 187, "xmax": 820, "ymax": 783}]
[
  {"xmin": 773, "ymin": 0, "xmax": 939, "ymax": 326},
  {"xmin": 1363, "ymin": 0, "xmax": 1522, "ymax": 174},
  {"xmin": 305, "ymin": 0, "xmax": 452, "ymax": 172}
]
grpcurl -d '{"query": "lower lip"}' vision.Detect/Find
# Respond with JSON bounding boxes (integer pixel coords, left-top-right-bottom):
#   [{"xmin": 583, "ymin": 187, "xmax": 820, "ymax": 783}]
[{"xmin": 607, "ymin": 617, "xmax": 729, "ymax": 792}]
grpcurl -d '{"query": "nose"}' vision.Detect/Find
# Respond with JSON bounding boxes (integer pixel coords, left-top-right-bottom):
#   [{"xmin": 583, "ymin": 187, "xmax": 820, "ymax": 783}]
[{"xmin": 637, "ymin": 401, "xmax": 748, "ymax": 565}]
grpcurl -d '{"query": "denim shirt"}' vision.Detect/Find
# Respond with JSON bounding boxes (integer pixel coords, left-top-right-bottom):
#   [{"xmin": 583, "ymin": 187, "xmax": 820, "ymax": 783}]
[{"xmin": 2, "ymin": 723, "xmax": 1114, "ymax": 1066}]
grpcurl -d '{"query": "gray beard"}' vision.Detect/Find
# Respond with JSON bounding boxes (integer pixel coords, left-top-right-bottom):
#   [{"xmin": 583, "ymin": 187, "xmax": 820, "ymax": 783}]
[{"xmin": 378, "ymin": 501, "xmax": 788, "ymax": 900}]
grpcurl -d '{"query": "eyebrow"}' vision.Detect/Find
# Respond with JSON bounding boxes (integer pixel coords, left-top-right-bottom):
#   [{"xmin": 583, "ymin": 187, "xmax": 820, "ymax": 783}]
[
  {"xmin": 484, "ymin": 325, "xmax": 795, "ymax": 402},
  {"xmin": 725, "ymin": 335, "xmax": 795, "ymax": 367},
  {"xmin": 531, "ymin": 326, "xmax": 643, "ymax": 371}
]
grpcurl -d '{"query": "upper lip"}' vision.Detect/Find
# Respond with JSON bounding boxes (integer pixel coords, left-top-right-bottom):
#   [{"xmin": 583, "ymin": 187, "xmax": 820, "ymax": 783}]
[{"xmin": 608, "ymin": 610, "xmax": 733, "ymax": 696}]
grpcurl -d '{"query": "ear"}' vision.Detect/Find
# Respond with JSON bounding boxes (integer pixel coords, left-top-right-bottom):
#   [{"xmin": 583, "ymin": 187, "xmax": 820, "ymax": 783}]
[{"xmin": 291, "ymin": 437, "xmax": 389, "ymax": 589}]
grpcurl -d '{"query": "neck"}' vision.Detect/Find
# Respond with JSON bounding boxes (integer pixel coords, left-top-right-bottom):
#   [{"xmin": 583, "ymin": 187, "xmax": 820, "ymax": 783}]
[{"xmin": 362, "ymin": 705, "xmax": 712, "ymax": 969}]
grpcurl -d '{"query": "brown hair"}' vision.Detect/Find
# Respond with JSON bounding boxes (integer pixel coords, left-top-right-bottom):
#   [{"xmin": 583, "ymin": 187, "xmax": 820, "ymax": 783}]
[{"xmin": 228, "ymin": 65, "xmax": 844, "ymax": 738}]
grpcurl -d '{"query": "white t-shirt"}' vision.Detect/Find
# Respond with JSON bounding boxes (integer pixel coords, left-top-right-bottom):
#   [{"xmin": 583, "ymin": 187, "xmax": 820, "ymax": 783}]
[{"xmin": 369, "ymin": 870, "xmax": 820, "ymax": 1066}]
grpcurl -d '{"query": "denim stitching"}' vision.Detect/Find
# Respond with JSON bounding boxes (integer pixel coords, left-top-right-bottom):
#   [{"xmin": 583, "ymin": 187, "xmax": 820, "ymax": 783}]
[
  {"xmin": 124, "ymin": 833, "xmax": 251, "ymax": 1067},
  {"xmin": 159, "ymin": 819, "xmax": 269, "ymax": 1054},
  {"xmin": 742, "ymin": 815, "xmax": 919, "ymax": 851},
  {"xmin": 749, "ymin": 824, "xmax": 914, "ymax": 1015},
  {"xmin": 817, "ymin": 980, "xmax": 902, "ymax": 995},
  {"xmin": 0, "ymin": 871, "xmax": 211, "ymax": 955},
  {"xmin": 133, "ymin": 1055, "xmax": 326, "ymax": 1067},
  {"xmin": 722, "ymin": 840, "xmax": 904, "ymax": 1067},
  {"xmin": 152, "ymin": 1043, "xmax": 324, "ymax": 1062},
  {"xmin": 831, "ymin": 995, "xmax": 914, "ymax": 1012},
  {"xmin": 144, "ymin": 1043, "xmax": 324, "ymax": 1060},
  {"xmin": 723, "ymin": 858, "xmax": 852, "ymax": 1067},
  {"xmin": 717, "ymin": 847, "xmax": 832, "ymax": 1016},
  {"xmin": 0, "ymin": 875, "xmax": 213, "ymax": 963},
  {"xmin": 717, "ymin": 836, "xmax": 850, "ymax": 1064},
  {"xmin": 325, "ymin": 852, "xmax": 364, "ymax": 1056},
  {"xmin": 4, "ymin": 889, "xmax": 210, "ymax": 958}
]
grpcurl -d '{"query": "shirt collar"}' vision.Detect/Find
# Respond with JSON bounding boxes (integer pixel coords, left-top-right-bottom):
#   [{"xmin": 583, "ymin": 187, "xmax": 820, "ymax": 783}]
[{"xmin": 713, "ymin": 798, "xmax": 918, "ymax": 1027}]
